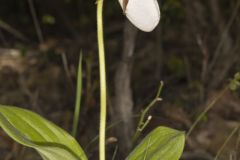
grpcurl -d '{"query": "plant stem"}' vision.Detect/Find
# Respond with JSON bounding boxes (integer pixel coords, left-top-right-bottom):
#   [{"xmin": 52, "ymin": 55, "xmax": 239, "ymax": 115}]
[
  {"xmin": 187, "ymin": 73, "xmax": 240, "ymax": 138},
  {"xmin": 187, "ymin": 86, "xmax": 228, "ymax": 138},
  {"xmin": 132, "ymin": 81, "xmax": 163, "ymax": 144},
  {"xmin": 28, "ymin": 0, "xmax": 44, "ymax": 44},
  {"xmin": 97, "ymin": 0, "xmax": 107, "ymax": 159},
  {"xmin": 214, "ymin": 125, "xmax": 239, "ymax": 160}
]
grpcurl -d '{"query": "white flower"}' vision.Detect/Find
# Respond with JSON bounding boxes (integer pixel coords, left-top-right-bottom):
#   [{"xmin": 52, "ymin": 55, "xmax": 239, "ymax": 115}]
[{"xmin": 119, "ymin": 0, "xmax": 161, "ymax": 32}]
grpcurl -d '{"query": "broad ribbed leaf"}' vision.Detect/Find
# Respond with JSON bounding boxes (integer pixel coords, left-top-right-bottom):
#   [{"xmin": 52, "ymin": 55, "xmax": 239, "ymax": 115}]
[
  {"xmin": 0, "ymin": 105, "xmax": 87, "ymax": 160},
  {"xmin": 127, "ymin": 126, "xmax": 185, "ymax": 160}
]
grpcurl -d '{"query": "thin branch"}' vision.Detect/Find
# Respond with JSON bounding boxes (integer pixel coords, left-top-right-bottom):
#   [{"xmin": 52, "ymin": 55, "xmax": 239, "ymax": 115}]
[
  {"xmin": 28, "ymin": 0, "xmax": 44, "ymax": 44},
  {"xmin": 214, "ymin": 126, "xmax": 239, "ymax": 160}
]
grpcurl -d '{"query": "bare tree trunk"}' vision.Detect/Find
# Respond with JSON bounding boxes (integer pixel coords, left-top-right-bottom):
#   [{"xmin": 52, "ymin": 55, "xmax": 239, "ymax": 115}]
[
  {"xmin": 155, "ymin": 26, "xmax": 163, "ymax": 80},
  {"xmin": 112, "ymin": 20, "xmax": 138, "ymax": 157}
]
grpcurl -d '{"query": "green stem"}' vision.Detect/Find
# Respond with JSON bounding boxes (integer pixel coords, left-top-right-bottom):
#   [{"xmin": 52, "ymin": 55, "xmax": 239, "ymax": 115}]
[
  {"xmin": 72, "ymin": 53, "xmax": 83, "ymax": 137},
  {"xmin": 187, "ymin": 73, "xmax": 240, "ymax": 138},
  {"xmin": 187, "ymin": 86, "xmax": 228, "ymax": 138},
  {"xmin": 214, "ymin": 125, "xmax": 239, "ymax": 160},
  {"xmin": 132, "ymin": 81, "xmax": 163, "ymax": 144},
  {"xmin": 97, "ymin": 0, "xmax": 107, "ymax": 159}
]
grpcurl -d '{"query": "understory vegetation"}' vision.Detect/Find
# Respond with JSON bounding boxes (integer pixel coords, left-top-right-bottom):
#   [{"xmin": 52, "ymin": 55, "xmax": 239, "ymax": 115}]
[{"xmin": 0, "ymin": 0, "xmax": 239, "ymax": 160}]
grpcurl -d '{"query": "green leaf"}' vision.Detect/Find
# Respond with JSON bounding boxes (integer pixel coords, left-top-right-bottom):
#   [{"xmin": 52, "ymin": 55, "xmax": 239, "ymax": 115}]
[
  {"xmin": 72, "ymin": 53, "xmax": 83, "ymax": 137},
  {"xmin": 0, "ymin": 105, "xmax": 88, "ymax": 160},
  {"xmin": 229, "ymin": 72, "xmax": 240, "ymax": 91},
  {"xmin": 127, "ymin": 126, "xmax": 185, "ymax": 160}
]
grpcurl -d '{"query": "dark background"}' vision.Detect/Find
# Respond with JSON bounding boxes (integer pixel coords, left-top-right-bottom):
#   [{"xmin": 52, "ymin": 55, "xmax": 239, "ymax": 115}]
[{"xmin": 0, "ymin": 0, "xmax": 239, "ymax": 159}]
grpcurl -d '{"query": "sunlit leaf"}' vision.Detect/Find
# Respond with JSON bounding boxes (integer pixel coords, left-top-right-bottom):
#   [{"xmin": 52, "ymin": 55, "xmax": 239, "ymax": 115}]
[
  {"xmin": 0, "ymin": 105, "xmax": 88, "ymax": 160},
  {"xmin": 126, "ymin": 126, "xmax": 185, "ymax": 160}
]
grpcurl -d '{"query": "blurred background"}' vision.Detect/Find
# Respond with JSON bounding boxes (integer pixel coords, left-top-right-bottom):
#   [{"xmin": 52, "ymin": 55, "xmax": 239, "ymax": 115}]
[{"xmin": 0, "ymin": 0, "xmax": 239, "ymax": 159}]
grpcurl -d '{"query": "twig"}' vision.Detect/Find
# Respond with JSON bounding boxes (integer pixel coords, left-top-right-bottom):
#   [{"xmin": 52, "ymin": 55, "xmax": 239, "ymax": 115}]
[
  {"xmin": 214, "ymin": 125, "xmax": 239, "ymax": 160},
  {"xmin": 187, "ymin": 72, "xmax": 240, "ymax": 137},
  {"xmin": 187, "ymin": 86, "xmax": 229, "ymax": 138},
  {"xmin": 0, "ymin": 20, "xmax": 28, "ymax": 41},
  {"xmin": 0, "ymin": 29, "xmax": 8, "ymax": 46},
  {"xmin": 28, "ymin": 0, "xmax": 44, "ymax": 44},
  {"xmin": 61, "ymin": 52, "xmax": 74, "ymax": 91}
]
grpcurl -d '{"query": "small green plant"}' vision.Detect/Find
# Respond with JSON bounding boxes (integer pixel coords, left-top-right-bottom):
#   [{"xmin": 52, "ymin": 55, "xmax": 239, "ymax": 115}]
[
  {"xmin": 0, "ymin": 106, "xmax": 87, "ymax": 160},
  {"xmin": 0, "ymin": 0, "xmax": 186, "ymax": 160}
]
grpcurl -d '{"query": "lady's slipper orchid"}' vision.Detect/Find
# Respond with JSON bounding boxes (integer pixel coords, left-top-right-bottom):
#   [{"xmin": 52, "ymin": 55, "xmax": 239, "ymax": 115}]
[{"xmin": 119, "ymin": 0, "xmax": 160, "ymax": 32}]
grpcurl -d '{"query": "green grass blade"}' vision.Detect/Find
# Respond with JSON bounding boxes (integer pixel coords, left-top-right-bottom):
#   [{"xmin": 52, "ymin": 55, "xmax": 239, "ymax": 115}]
[{"xmin": 72, "ymin": 53, "xmax": 83, "ymax": 137}]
